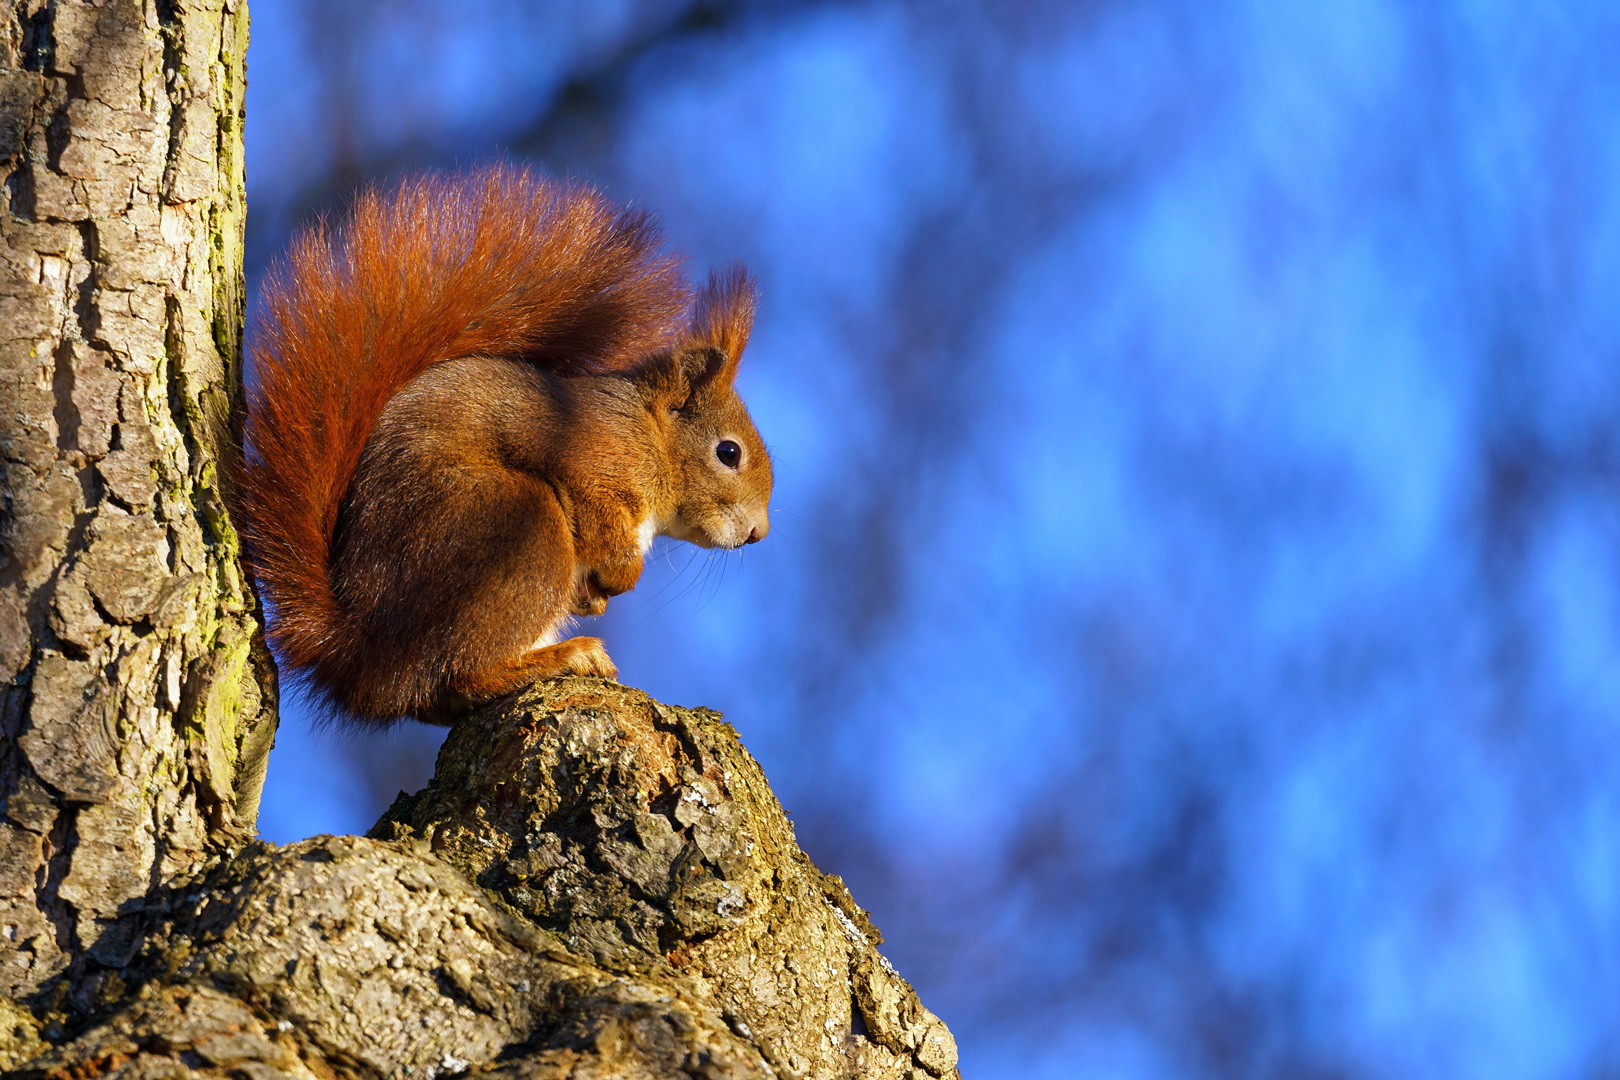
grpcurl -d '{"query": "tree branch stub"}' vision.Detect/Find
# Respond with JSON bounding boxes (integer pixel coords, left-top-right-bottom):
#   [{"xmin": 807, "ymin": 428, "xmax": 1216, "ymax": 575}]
[{"xmin": 14, "ymin": 681, "xmax": 960, "ymax": 1080}]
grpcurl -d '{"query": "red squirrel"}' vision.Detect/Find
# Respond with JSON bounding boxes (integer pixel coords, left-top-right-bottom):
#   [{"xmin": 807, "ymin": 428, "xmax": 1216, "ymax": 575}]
[{"xmin": 237, "ymin": 165, "xmax": 773, "ymax": 725}]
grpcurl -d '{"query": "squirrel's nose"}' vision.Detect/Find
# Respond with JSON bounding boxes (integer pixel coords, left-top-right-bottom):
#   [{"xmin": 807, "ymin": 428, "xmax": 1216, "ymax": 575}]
[{"xmin": 746, "ymin": 527, "xmax": 763, "ymax": 544}]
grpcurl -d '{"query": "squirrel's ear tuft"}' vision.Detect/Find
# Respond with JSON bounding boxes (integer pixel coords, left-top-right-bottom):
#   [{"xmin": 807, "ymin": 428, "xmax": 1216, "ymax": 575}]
[
  {"xmin": 686, "ymin": 265, "xmax": 756, "ymax": 383},
  {"xmin": 641, "ymin": 266, "xmax": 754, "ymax": 405}
]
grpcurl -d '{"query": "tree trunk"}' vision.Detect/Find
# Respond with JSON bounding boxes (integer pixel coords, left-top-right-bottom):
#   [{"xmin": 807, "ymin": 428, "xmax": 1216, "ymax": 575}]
[
  {"xmin": 0, "ymin": 4, "xmax": 960, "ymax": 1078},
  {"xmin": 0, "ymin": 0, "xmax": 271, "ymax": 1011}
]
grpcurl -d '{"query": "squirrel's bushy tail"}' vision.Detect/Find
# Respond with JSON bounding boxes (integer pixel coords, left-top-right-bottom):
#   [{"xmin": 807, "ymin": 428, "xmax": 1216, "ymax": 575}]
[{"xmin": 238, "ymin": 165, "xmax": 690, "ymax": 681}]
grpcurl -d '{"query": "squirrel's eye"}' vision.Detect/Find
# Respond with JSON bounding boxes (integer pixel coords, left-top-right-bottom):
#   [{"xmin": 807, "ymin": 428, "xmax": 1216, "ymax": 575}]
[{"xmin": 715, "ymin": 440, "xmax": 742, "ymax": 469}]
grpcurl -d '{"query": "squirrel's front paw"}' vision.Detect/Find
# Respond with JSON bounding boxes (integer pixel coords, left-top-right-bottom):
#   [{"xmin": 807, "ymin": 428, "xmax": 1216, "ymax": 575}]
[
  {"xmin": 550, "ymin": 636, "xmax": 618, "ymax": 679},
  {"xmin": 588, "ymin": 558, "xmax": 642, "ymax": 599},
  {"xmin": 454, "ymin": 636, "xmax": 618, "ymax": 699},
  {"xmin": 569, "ymin": 569, "xmax": 612, "ymax": 616}
]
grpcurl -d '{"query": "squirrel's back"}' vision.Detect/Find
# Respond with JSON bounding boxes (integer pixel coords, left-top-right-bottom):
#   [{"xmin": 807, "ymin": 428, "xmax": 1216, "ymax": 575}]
[{"xmin": 238, "ymin": 166, "xmax": 692, "ymax": 709}]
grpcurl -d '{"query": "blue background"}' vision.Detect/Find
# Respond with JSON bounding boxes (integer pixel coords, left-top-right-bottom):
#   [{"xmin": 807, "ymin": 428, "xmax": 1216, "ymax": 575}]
[{"xmin": 247, "ymin": 2, "xmax": 1620, "ymax": 1076}]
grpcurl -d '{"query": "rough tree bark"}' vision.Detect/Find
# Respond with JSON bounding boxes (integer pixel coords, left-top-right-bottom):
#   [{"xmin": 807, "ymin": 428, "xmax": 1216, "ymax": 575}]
[
  {"xmin": 0, "ymin": 0, "xmax": 271, "ymax": 1019},
  {"xmin": 1, "ymin": 4, "xmax": 960, "ymax": 1078}
]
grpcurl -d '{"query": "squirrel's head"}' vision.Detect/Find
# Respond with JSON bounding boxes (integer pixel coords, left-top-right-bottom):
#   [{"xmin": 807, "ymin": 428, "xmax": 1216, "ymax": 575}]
[{"xmin": 640, "ymin": 269, "xmax": 773, "ymax": 550}]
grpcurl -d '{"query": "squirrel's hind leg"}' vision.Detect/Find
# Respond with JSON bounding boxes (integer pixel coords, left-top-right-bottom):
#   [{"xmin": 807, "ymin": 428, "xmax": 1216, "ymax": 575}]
[
  {"xmin": 415, "ymin": 636, "xmax": 616, "ymax": 726},
  {"xmin": 451, "ymin": 636, "xmax": 618, "ymax": 700},
  {"xmin": 378, "ymin": 460, "xmax": 616, "ymax": 719}
]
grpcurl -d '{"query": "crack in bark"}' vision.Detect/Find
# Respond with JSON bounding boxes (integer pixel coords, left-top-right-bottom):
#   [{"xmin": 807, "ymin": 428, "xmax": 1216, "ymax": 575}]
[
  {"xmin": 33, "ymin": 800, "xmax": 76, "ymax": 960},
  {"xmin": 68, "ymin": 220, "xmax": 98, "ymax": 345},
  {"xmin": 161, "ymin": 293, "xmax": 197, "ymax": 477},
  {"xmin": 47, "ymin": 344, "xmax": 80, "ymax": 459},
  {"xmin": 154, "ymin": 0, "xmax": 186, "ymax": 201}
]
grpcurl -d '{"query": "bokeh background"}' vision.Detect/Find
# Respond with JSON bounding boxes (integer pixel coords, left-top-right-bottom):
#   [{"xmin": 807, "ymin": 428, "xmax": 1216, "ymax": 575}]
[{"xmin": 246, "ymin": 2, "xmax": 1620, "ymax": 1077}]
